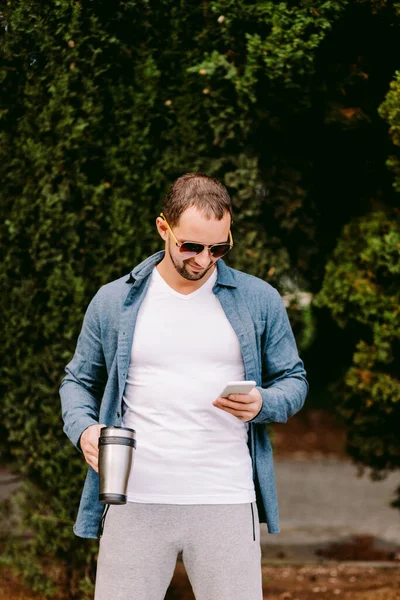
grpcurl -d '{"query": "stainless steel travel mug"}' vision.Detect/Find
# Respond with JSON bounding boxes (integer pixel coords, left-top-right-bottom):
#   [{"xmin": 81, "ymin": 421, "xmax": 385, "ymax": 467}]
[{"xmin": 98, "ymin": 426, "xmax": 136, "ymax": 505}]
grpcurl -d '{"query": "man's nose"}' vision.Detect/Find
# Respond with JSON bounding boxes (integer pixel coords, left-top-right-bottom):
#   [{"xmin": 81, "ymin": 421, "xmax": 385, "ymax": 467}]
[{"xmin": 195, "ymin": 247, "xmax": 212, "ymax": 267}]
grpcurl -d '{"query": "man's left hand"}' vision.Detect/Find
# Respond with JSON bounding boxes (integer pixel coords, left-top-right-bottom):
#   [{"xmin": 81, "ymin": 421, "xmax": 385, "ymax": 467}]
[{"xmin": 213, "ymin": 387, "xmax": 263, "ymax": 422}]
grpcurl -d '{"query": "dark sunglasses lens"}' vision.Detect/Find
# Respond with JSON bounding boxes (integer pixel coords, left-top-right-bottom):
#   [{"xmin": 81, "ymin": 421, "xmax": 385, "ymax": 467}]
[
  {"xmin": 180, "ymin": 242, "xmax": 204, "ymax": 256},
  {"xmin": 210, "ymin": 244, "xmax": 232, "ymax": 258}
]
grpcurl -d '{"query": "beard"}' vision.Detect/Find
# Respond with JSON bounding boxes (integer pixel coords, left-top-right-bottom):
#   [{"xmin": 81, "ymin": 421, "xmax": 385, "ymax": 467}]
[{"xmin": 168, "ymin": 240, "xmax": 214, "ymax": 281}]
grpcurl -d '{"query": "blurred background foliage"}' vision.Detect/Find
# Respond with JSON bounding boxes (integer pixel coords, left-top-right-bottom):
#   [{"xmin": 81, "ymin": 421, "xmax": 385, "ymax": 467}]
[{"xmin": 1, "ymin": 0, "xmax": 399, "ymax": 596}]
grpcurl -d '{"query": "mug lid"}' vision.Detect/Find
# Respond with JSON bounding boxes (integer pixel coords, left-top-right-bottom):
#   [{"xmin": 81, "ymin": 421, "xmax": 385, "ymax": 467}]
[{"xmin": 100, "ymin": 426, "xmax": 136, "ymax": 438}]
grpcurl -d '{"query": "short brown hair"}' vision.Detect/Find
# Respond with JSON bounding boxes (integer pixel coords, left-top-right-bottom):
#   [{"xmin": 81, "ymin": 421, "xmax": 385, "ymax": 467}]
[{"xmin": 162, "ymin": 172, "xmax": 233, "ymax": 227}]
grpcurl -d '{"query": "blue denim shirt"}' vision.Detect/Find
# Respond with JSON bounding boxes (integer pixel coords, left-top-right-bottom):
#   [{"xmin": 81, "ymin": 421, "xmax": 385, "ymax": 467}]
[{"xmin": 60, "ymin": 251, "xmax": 308, "ymax": 537}]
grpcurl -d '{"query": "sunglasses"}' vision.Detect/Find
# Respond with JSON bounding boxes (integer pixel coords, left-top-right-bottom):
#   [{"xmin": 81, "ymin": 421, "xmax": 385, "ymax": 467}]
[{"xmin": 160, "ymin": 213, "xmax": 233, "ymax": 259}]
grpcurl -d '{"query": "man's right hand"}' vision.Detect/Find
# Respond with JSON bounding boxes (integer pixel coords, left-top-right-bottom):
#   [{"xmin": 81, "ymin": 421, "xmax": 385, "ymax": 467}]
[{"xmin": 80, "ymin": 424, "xmax": 106, "ymax": 473}]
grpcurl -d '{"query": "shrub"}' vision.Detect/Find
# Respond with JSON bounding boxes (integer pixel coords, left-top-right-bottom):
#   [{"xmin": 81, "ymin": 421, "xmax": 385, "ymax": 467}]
[{"xmin": 315, "ymin": 211, "xmax": 400, "ymax": 500}]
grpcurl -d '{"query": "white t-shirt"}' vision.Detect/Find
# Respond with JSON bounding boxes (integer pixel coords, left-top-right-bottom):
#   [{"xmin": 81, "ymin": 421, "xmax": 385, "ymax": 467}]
[{"xmin": 122, "ymin": 266, "xmax": 256, "ymax": 503}]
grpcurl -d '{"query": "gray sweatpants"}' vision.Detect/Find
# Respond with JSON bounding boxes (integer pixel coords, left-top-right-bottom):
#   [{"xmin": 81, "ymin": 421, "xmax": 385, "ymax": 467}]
[{"xmin": 95, "ymin": 502, "xmax": 263, "ymax": 600}]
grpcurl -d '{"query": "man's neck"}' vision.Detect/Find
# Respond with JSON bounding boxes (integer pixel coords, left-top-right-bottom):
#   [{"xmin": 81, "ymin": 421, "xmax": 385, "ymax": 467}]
[{"xmin": 156, "ymin": 255, "xmax": 216, "ymax": 295}]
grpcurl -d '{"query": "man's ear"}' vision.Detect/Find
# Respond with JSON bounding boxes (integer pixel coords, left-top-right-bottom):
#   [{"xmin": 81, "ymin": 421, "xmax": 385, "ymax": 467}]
[{"xmin": 155, "ymin": 217, "xmax": 168, "ymax": 242}]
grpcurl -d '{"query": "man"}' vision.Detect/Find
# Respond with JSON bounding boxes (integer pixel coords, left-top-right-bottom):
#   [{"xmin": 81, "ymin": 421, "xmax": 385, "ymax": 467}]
[{"xmin": 60, "ymin": 172, "xmax": 308, "ymax": 600}]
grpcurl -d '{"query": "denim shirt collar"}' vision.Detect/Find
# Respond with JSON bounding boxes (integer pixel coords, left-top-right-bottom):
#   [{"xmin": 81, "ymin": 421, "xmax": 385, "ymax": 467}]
[{"xmin": 126, "ymin": 250, "xmax": 237, "ymax": 288}]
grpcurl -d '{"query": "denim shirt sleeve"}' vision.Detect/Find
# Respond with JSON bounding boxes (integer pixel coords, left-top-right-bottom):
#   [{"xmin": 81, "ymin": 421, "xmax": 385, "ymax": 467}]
[
  {"xmin": 59, "ymin": 291, "xmax": 107, "ymax": 450},
  {"xmin": 249, "ymin": 288, "xmax": 308, "ymax": 424}
]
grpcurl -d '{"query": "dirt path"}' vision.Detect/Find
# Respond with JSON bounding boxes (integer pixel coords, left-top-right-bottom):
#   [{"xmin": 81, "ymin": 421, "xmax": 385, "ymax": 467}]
[
  {"xmin": 261, "ymin": 456, "xmax": 400, "ymax": 561},
  {"xmin": 167, "ymin": 563, "xmax": 400, "ymax": 600},
  {"xmin": 2, "ymin": 563, "xmax": 400, "ymax": 600},
  {"xmin": 263, "ymin": 411, "xmax": 400, "ymax": 562}
]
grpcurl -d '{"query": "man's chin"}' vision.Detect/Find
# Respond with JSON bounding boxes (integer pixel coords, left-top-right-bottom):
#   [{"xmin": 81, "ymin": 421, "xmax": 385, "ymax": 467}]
[
  {"xmin": 179, "ymin": 263, "xmax": 211, "ymax": 281},
  {"xmin": 182, "ymin": 268, "xmax": 206, "ymax": 281}
]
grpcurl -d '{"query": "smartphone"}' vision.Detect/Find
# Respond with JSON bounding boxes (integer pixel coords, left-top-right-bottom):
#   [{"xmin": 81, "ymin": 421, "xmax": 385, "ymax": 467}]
[{"xmin": 219, "ymin": 380, "xmax": 256, "ymax": 398}]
